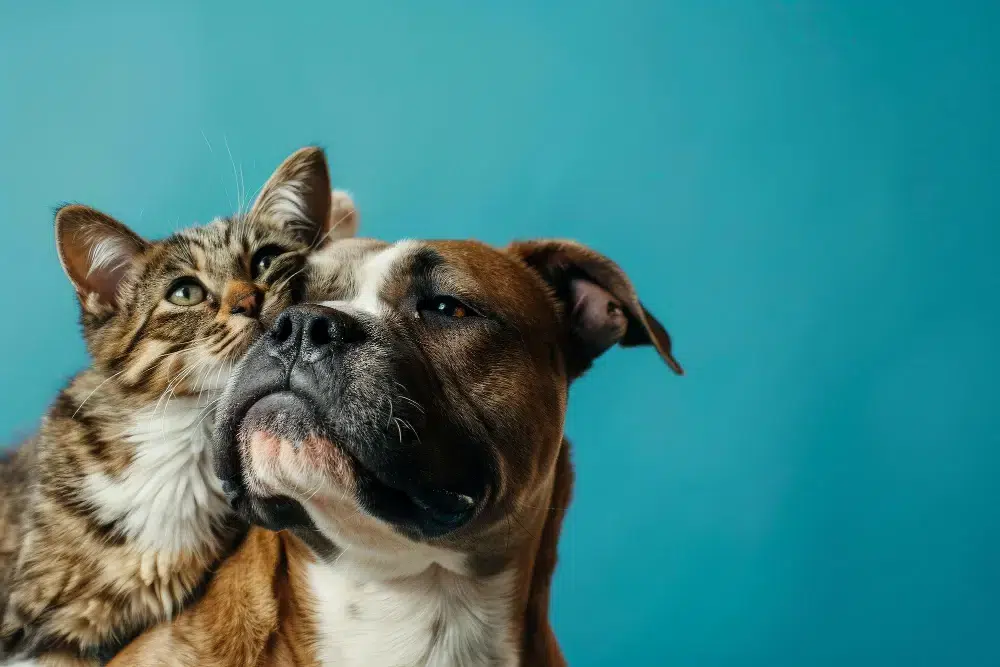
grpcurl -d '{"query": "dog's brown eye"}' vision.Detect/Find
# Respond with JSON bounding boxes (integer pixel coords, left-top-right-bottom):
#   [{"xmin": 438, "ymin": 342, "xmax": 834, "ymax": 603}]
[
  {"xmin": 251, "ymin": 245, "xmax": 286, "ymax": 279},
  {"xmin": 419, "ymin": 296, "xmax": 477, "ymax": 319},
  {"xmin": 166, "ymin": 278, "xmax": 206, "ymax": 306}
]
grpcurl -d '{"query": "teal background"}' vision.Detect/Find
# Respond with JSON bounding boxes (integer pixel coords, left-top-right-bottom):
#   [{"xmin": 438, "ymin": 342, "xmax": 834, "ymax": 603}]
[{"xmin": 1, "ymin": 1, "xmax": 997, "ymax": 664}]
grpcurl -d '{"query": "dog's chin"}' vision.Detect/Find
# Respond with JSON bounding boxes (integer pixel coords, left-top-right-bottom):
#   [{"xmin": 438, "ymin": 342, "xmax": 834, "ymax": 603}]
[{"xmin": 226, "ymin": 391, "xmax": 481, "ymax": 541}]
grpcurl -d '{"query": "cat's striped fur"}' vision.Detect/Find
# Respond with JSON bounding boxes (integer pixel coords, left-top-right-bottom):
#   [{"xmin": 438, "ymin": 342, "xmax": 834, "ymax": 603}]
[{"xmin": 0, "ymin": 147, "xmax": 358, "ymax": 666}]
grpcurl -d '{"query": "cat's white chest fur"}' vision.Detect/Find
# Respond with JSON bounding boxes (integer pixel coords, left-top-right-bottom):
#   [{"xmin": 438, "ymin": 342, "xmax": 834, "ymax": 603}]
[
  {"xmin": 82, "ymin": 397, "xmax": 230, "ymax": 557},
  {"xmin": 308, "ymin": 555, "xmax": 518, "ymax": 667}
]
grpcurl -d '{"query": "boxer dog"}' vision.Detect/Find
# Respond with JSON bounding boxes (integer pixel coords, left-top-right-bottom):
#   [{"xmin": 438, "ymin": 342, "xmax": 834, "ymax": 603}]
[{"xmin": 109, "ymin": 234, "xmax": 683, "ymax": 667}]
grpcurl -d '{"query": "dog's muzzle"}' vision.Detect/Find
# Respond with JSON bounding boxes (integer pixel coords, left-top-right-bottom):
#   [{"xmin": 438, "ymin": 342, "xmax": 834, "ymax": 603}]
[{"xmin": 213, "ymin": 304, "xmax": 480, "ymax": 538}]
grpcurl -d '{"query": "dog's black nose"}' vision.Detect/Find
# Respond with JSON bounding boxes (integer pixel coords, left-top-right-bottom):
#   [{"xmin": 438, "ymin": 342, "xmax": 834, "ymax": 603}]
[{"xmin": 267, "ymin": 304, "xmax": 366, "ymax": 362}]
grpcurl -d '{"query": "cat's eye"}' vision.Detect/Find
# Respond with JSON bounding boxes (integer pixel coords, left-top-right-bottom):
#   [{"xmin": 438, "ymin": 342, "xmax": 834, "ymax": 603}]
[
  {"xmin": 418, "ymin": 296, "xmax": 479, "ymax": 320},
  {"xmin": 251, "ymin": 245, "xmax": 286, "ymax": 280},
  {"xmin": 166, "ymin": 279, "xmax": 207, "ymax": 307}
]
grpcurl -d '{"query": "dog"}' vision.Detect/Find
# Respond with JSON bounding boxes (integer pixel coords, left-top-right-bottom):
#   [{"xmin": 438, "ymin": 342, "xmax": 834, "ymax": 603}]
[{"xmin": 108, "ymin": 235, "xmax": 683, "ymax": 666}]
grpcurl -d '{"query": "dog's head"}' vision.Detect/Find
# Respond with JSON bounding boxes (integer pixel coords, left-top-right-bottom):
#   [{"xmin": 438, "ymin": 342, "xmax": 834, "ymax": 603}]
[{"xmin": 214, "ymin": 236, "xmax": 682, "ymax": 573}]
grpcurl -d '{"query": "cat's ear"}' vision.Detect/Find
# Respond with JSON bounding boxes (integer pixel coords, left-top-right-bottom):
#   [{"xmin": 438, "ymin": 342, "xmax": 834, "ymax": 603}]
[
  {"xmin": 55, "ymin": 204, "xmax": 148, "ymax": 313},
  {"xmin": 249, "ymin": 146, "xmax": 341, "ymax": 246}
]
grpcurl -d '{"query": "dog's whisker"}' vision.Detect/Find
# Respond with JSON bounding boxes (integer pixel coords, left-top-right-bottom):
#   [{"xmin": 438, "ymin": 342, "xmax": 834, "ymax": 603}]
[{"xmin": 394, "ymin": 394, "xmax": 425, "ymax": 415}]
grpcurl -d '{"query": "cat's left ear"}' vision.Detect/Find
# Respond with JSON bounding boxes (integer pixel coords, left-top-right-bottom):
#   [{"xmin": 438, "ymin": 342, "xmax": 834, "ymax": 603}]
[
  {"xmin": 250, "ymin": 146, "xmax": 353, "ymax": 247},
  {"xmin": 55, "ymin": 204, "xmax": 149, "ymax": 313}
]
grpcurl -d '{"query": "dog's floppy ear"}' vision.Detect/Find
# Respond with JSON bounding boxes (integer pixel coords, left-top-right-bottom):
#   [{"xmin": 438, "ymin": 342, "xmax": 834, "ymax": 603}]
[{"xmin": 509, "ymin": 239, "xmax": 683, "ymax": 378}]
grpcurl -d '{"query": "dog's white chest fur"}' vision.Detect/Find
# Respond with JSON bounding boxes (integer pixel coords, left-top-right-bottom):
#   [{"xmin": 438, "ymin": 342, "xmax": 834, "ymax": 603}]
[
  {"xmin": 308, "ymin": 557, "xmax": 518, "ymax": 667},
  {"xmin": 82, "ymin": 397, "xmax": 230, "ymax": 556}
]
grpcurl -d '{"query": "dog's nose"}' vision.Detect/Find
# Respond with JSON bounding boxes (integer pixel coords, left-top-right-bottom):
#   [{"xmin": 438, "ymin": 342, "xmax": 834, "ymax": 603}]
[{"xmin": 267, "ymin": 304, "xmax": 366, "ymax": 362}]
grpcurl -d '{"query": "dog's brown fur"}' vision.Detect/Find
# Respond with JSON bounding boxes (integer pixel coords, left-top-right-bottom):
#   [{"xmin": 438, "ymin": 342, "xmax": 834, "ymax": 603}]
[{"xmin": 106, "ymin": 234, "xmax": 680, "ymax": 666}]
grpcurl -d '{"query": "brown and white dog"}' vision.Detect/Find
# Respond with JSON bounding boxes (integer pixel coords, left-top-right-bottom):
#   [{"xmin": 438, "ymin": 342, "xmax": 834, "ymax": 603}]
[{"xmin": 109, "ymin": 233, "xmax": 683, "ymax": 667}]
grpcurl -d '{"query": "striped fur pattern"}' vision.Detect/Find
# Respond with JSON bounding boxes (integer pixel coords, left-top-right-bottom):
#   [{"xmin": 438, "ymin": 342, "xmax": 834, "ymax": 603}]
[
  {"xmin": 0, "ymin": 442, "xmax": 36, "ymax": 602},
  {"xmin": 0, "ymin": 147, "xmax": 358, "ymax": 666}
]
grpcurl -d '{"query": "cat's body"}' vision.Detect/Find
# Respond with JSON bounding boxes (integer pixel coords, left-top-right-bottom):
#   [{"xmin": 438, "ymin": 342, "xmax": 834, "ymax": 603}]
[
  {"xmin": 0, "ymin": 147, "xmax": 356, "ymax": 666},
  {"xmin": 1, "ymin": 373, "xmax": 246, "ymax": 665},
  {"xmin": 0, "ymin": 442, "xmax": 35, "ymax": 594}
]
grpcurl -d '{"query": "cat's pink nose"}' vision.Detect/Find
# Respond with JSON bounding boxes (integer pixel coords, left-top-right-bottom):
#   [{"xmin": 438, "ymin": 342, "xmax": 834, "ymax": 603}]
[{"xmin": 223, "ymin": 280, "xmax": 262, "ymax": 318}]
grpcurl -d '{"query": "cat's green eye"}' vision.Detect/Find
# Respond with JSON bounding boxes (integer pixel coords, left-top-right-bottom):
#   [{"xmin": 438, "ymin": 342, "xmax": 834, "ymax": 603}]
[
  {"xmin": 166, "ymin": 279, "xmax": 207, "ymax": 307},
  {"xmin": 251, "ymin": 245, "xmax": 286, "ymax": 280}
]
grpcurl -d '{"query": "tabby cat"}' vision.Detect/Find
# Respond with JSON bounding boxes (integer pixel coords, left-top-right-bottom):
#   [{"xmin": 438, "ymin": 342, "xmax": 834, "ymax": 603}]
[{"xmin": 0, "ymin": 146, "xmax": 358, "ymax": 666}]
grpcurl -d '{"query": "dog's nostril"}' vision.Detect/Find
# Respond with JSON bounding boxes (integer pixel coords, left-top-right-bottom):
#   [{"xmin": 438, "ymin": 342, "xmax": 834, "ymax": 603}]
[
  {"xmin": 272, "ymin": 314, "xmax": 294, "ymax": 343},
  {"xmin": 307, "ymin": 317, "xmax": 333, "ymax": 347}
]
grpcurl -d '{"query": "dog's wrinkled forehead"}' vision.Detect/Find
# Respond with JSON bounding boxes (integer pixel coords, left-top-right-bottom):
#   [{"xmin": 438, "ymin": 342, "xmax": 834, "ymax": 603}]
[
  {"xmin": 308, "ymin": 239, "xmax": 419, "ymax": 315},
  {"xmin": 304, "ymin": 238, "xmax": 548, "ymax": 321}
]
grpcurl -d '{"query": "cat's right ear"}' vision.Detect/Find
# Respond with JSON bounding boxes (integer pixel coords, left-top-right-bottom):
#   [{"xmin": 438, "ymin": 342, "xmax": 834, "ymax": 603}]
[
  {"xmin": 55, "ymin": 204, "xmax": 148, "ymax": 314},
  {"xmin": 250, "ymin": 146, "xmax": 351, "ymax": 247}
]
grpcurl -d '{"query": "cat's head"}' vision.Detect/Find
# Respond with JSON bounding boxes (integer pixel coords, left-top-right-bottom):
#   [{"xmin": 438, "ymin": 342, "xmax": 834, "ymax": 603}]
[{"xmin": 55, "ymin": 146, "xmax": 358, "ymax": 400}]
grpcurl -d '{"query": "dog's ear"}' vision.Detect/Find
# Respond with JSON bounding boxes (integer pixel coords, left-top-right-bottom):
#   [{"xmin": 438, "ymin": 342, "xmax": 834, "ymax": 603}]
[
  {"xmin": 508, "ymin": 239, "xmax": 683, "ymax": 378},
  {"xmin": 328, "ymin": 189, "xmax": 360, "ymax": 240},
  {"xmin": 55, "ymin": 204, "xmax": 149, "ymax": 315},
  {"xmin": 249, "ymin": 146, "xmax": 341, "ymax": 247}
]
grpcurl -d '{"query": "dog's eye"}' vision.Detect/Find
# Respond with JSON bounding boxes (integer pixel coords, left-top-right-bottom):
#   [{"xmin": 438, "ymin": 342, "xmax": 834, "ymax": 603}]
[
  {"xmin": 166, "ymin": 278, "xmax": 207, "ymax": 307},
  {"xmin": 250, "ymin": 245, "xmax": 286, "ymax": 279},
  {"xmin": 419, "ymin": 296, "xmax": 478, "ymax": 319}
]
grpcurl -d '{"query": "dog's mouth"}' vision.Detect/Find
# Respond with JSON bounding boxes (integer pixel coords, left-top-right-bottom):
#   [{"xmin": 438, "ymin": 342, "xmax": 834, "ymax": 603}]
[{"xmin": 220, "ymin": 389, "xmax": 480, "ymax": 539}]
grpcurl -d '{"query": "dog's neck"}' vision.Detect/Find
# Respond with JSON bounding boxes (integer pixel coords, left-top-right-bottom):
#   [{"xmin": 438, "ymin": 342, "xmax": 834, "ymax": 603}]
[
  {"xmin": 302, "ymin": 547, "xmax": 519, "ymax": 667},
  {"xmin": 289, "ymin": 440, "xmax": 574, "ymax": 667}
]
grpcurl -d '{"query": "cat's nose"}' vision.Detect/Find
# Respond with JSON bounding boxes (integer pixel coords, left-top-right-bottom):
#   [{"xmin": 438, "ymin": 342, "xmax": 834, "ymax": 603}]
[{"xmin": 223, "ymin": 280, "xmax": 262, "ymax": 318}]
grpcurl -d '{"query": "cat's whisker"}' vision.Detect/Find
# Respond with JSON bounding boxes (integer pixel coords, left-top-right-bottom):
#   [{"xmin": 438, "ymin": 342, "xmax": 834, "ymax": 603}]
[
  {"xmin": 200, "ymin": 129, "xmax": 214, "ymax": 154},
  {"xmin": 212, "ymin": 359, "xmax": 227, "ymax": 394},
  {"xmin": 213, "ymin": 330, "xmax": 250, "ymax": 361},
  {"xmin": 207, "ymin": 331, "xmax": 239, "ymax": 357},
  {"xmin": 309, "ymin": 206, "xmax": 355, "ymax": 250},
  {"xmin": 129, "ymin": 336, "xmax": 215, "ymax": 381},
  {"xmin": 223, "ymin": 135, "xmax": 244, "ymax": 217},
  {"xmin": 192, "ymin": 396, "xmax": 224, "ymax": 432},
  {"xmin": 151, "ymin": 365, "xmax": 191, "ymax": 417},
  {"xmin": 216, "ymin": 337, "xmax": 242, "ymax": 362},
  {"xmin": 155, "ymin": 360, "xmax": 213, "ymax": 438},
  {"xmin": 154, "ymin": 356, "xmax": 206, "ymax": 419},
  {"xmin": 72, "ymin": 367, "xmax": 131, "ymax": 418},
  {"xmin": 154, "ymin": 369, "xmax": 193, "ymax": 422},
  {"xmin": 239, "ymin": 163, "xmax": 247, "ymax": 216},
  {"xmin": 246, "ymin": 180, "xmax": 265, "ymax": 209},
  {"xmin": 111, "ymin": 338, "xmax": 214, "ymax": 401},
  {"xmin": 269, "ymin": 266, "xmax": 307, "ymax": 295}
]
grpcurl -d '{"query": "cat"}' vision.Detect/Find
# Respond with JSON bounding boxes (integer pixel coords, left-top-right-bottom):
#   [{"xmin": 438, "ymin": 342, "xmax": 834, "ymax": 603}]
[
  {"xmin": 0, "ymin": 146, "xmax": 358, "ymax": 666},
  {"xmin": 0, "ymin": 444, "xmax": 33, "ymax": 591}
]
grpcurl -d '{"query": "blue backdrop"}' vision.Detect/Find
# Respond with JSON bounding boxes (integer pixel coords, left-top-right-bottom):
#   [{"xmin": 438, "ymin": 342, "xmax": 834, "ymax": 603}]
[{"xmin": 1, "ymin": 1, "xmax": 997, "ymax": 665}]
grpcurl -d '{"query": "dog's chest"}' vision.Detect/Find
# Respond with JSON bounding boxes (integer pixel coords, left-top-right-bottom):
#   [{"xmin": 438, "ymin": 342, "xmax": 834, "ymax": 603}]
[{"xmin": 307, "ymin": 560, "xmax": 518, "ymax": 667}]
